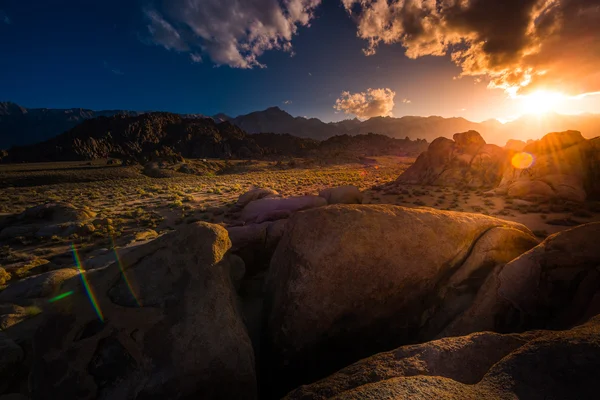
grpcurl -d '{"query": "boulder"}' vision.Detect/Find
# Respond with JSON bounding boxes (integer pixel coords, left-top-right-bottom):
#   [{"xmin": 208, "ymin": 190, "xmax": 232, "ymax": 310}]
[
  {"xmin": 263, "ymin": 205, "xmax": 537, "ymax": 395},
  {"xmin": 318, "ymin": 185, "xmax": 363, "ymax": 205},
  {"xmin": 30, "ymin": 222, "xmax": 256, "ymax": 400},
  {"xmin": 0, "ymin": 332, "xmax": 24, "ymax": 393},
  {"xmin": 505, "ymin": 139, "xmax": 527, "ymax": 151},
  {"xmin": 17, "ymin": 203, "xmax": 96, "ymax": 224},
  {"xmin": 452, "ymin": 130, "xmax": 485, "ymax": 150},
  {"xmin": 0, "ymin": 203, "xmax": 96, "ymax": 240},
  {"xmin": 396, "ymin": 131, "xmax": 507, "ymax": 188},
  {"xmin": 284, "ymin": 315, "xmax": 600, "ymax": 400},
  {"xmin": 506, "ymin": 179, "xmax": 555, "ymax": 199},
  {"xmin": 496, "ymin": 131, "xmax": 595, "ymax": 202},
  {"xmin": 240, "ymin": 196, "xmax": 326, "ymax": 224},
  {"xmin": 441, "ymin": 222, "xmax": 600, "ymax": 338},
  {"xmin": 0, "ymin": 269, "xmax": 79, "ymax": 303},
  {"xmin": 235, "ymin": 188, "xmax": 279, "ymax": 208}
]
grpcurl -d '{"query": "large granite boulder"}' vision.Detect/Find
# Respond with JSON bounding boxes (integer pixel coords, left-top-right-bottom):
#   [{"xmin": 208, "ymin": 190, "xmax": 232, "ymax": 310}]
[
  {"xmin": 495, "ymin": 131, "xmax": 597, "ymax": 202},
  {"xmin": 284, "ymin": 315, "xmax": 600, "ymax": 400},
  {"xmin": 30, "ymin": 222, "xmax": 256, "ymax": 400},
  {"xmin": 235, "ymin": 188, "xmax": 279, "ymax": 209},
  {"xmin": 240, "ymin": 196, "xmax": 326, "ymax": 224},
  {"xmin": 318, "ymin": 185, "xmax": 363, "ymax": 205},
  {"xmin": 441, "ymin": 222, "xmax": 600, "ymax": 338},
  {"xmin": 396, "ymin": 131, "xmax": 507, "ymax": 188},
  {"xmin": 263, "ymin": 205, "xmax": 538, "ymax": 395}
]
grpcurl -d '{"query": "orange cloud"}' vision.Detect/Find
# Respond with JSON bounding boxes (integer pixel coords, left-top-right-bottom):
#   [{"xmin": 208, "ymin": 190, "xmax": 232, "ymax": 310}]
[
  {"xmin": 342, "ymin": 0, "xmax": 600, "ymax": 96},
  {"xmin": 334, "ymin": 88, "xmax": 396, "ymax": 118}
]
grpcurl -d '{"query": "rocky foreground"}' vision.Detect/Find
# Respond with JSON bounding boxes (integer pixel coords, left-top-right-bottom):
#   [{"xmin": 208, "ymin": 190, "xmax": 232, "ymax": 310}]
[
  {"xmin": 1, "ymin": 195, "xmax": 599, "ymax": 399},
  {"xmin": 1, "ymin": 130, "xmax": 599, "ymax": 399}
]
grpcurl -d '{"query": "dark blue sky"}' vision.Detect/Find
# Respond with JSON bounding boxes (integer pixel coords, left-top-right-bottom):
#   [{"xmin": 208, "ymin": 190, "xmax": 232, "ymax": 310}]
[{"xmin": 0, "ymin": 0, "xmax": 597, "ymax": 122}]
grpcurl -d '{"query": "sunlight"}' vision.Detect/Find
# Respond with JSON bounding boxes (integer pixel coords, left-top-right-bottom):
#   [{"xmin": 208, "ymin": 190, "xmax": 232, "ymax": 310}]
[
  {"xmin": 520, "ymin": 90, "xmax": 566, "ymax": 115},
  {"xmin": 511, "ymin": 152, "xmax": 534, "ymax": 169}
]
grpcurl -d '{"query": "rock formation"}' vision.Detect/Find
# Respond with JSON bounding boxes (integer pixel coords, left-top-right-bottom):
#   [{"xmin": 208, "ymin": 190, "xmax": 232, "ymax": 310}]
[
  {"xmin": 284, "ymin": 314, "xmax": 600, "ymax": 400},
  {"xmin": 396, "ymin": 131, "xmax": 507, "ymax": 188},
  {"xmin": 0, "ymin": 203, "xmax": 97, "ymax": 240},
  {"xmin": 30, "ymin": 222, "xmax": 256, "ymax": 400},
  {"xmin": 493, "ymin": 130, "xmax": 597, "ymax": 202},
  {"xmin": 262, "ymin": 204, "xmax": 538, "ymax": 395},
  {"xmin": 441, "ymin": 222, "xmax": 600, "ymax": 337},
  {"xmin": 318, "ymin": 185, "xmax": 363, "ymax": 204}
]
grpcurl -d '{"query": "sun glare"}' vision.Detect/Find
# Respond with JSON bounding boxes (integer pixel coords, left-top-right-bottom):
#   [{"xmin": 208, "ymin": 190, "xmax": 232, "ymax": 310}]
[
  {"xmin": 520, "ymin": 90, "xmax": 565, "ymax": 115},
  {"xmin": 511, "ymin": 152, "xmax": 534, "ymax": 169}
]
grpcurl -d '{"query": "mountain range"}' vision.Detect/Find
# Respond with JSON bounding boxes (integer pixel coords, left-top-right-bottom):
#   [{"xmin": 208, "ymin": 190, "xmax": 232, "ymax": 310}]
[
  {"xmin": 2, "ymin": 112, "xmax": 427, "ymax": 164},
  {"xmin": 2, "ymin": 101, "xmax": 600, "ymax": 149}
]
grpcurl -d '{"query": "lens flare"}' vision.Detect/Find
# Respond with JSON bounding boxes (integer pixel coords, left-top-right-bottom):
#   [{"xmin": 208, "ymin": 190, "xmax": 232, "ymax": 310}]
[
  {"xmin": 511, "ymin": 152, "xmax": 534, "ymax": 169},
  {"xmin": 71, "ymin": 244, "xmax": 104, "ymax": 322},
  {"xmin": 48, "ymin": 291, "xmax": 74, "ymax": 303},
  {"xmin": 111, "ymin": 237, "xmax": 141, "ymax": 307}
]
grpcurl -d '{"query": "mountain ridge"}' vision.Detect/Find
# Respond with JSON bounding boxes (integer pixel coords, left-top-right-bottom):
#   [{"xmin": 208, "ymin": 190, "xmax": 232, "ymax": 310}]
[{"xmin": 2, "ymin": 102, "xmax": 600, "ymax": 149}]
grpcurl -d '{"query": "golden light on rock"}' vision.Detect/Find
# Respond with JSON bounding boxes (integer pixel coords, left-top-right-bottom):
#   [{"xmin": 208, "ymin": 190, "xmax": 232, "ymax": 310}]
[{"xmin": 511, "ymin": 152, "xmax": 534, "ymax": 169}]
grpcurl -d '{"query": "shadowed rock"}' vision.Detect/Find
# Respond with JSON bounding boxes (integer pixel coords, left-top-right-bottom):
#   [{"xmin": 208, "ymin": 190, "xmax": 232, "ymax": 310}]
[
  {"xmin": 284, "ymin": 315, "xmax": 600, "ymax": 400},
  {"xmin": 263, "ymin": 204, "xmax": 538, "ymax": 396},
  {"xmin": 30, "ymin": 222, "xmax": 256, "ymax": 400},
  {"xmin": 396, "ymin": 131, "xmax": 507, "ymax": 188},
  {"xmin": 494, "ymin": 131, "xmax": 597, "ymax": 202},
  {"xmin": 441, "ymin": 222, "xmax": 600, "ymax": 338}
]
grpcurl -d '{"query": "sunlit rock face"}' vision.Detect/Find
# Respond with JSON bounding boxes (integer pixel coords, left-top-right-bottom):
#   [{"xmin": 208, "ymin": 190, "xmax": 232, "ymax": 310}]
[
  {"xmin": 495, "ymin": 130, "xmax": 597, "ymax": 202},
  {"xmin": 396, "ymin": 131, "xmax": 507, "ymax": 188},
  {"xmin": 30, "ymin": 222, "xmax": 256, "ymax": 400},
  {"xmin": 262, "ymin": 204, "xmax": 538, "ymax": 396}
]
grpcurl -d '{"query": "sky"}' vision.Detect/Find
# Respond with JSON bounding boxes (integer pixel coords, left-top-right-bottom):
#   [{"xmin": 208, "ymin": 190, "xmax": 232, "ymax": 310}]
[{"xmin": 0, "ymin": 0, "xmax": 599, "ymax": 123}]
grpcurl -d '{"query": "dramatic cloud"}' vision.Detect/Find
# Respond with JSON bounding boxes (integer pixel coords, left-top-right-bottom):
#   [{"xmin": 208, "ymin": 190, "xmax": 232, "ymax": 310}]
[
  {"xmin": 334, "ymin": 88, "xmax": 396, "ymax": 118},
  {"xmin": 144, "ymin": 0, "xmax": 321, "ymax": 68},
  {"xmin": 342, "ymin": 0, "xmax": 600, "ymax": 96}
]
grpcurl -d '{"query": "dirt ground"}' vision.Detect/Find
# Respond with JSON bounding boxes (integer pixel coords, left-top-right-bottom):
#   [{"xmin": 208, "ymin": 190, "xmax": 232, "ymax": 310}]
[{"xmin": 1, "ymin": 156, "xmax": 600, "ymax": 282}]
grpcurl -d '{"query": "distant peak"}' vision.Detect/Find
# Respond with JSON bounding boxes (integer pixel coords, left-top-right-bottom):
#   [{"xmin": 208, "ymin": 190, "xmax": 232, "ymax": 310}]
[{"xmin": 265, "ymin": 106, "xmax": 285, "ymax": 113}]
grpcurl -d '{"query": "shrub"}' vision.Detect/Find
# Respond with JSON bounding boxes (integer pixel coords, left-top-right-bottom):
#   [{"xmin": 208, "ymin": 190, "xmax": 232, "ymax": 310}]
[{"xmin": 0, "ymin": 267, "xmax": 11, "ymax": 285}]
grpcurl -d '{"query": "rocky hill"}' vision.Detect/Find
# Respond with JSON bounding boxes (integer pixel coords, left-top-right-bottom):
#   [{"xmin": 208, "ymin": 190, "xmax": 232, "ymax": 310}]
[{"xmin": 3, "ymin": 113, "xmax": 428, "ymax": 164}]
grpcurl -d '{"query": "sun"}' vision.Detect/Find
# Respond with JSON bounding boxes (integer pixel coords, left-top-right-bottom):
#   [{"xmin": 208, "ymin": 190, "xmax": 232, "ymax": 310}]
[{"xmin": 520, "ymin": 90, "xmax": 565, "ymax": 115}]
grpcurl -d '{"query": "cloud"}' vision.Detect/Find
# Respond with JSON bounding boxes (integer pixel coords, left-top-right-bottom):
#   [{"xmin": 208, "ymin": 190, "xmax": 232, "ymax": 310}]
[
  {"xmin": 190, "ymin": 53, "xmax": 202, "ymax": 63},
  {"xmin": 144, "ymin": 0, "xmax": 321, "ymax": 69},
  {"xmin": 334, "ymin": 88, "xmax": 396, "ymax": 118},
  {"xmin": 402, "ymin": 98, "xmax": 411, "ymax": 104},
  {"xmin": 342, "ymin": 0, "xmax": 600, "ymax": 97},
  {"xmin": 283, "ymin": 100, "xmax": 293, "ymax": 104}
]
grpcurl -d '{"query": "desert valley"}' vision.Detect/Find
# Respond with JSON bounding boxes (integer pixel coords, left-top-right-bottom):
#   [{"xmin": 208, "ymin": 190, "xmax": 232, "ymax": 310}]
[
  {"xmin": 1, "ymin": 107, "xmax": 600, "ymax": 399},
  {"xmin": 2, "ymin": 0, "xmax": 600, "ymax": 398}
]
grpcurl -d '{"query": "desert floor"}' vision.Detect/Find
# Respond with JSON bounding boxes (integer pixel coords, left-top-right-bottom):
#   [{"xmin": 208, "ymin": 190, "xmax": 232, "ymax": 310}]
[{"xmin": 2, "ymin": 155, "xmax": 600, "ymax": 282}]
